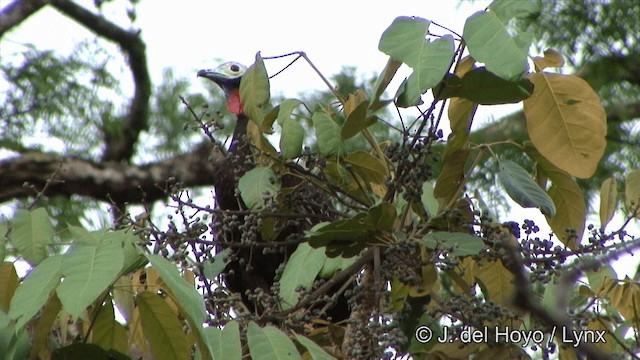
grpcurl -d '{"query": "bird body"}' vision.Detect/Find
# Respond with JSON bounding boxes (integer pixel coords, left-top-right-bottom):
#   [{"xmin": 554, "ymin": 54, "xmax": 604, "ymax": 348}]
[{"xmin": 199, "ymin": 62, "xmax": 350, "ymax": 321}]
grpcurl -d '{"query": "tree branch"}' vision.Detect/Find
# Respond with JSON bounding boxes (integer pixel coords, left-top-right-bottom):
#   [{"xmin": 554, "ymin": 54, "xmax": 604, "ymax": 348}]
[
  {"xmin": 49, "ymin": 0, "xmax": 151, "ymax": 163},
  {"xmin": 0, "ymin": 141, "xmax": 223, "ymax": 204},
  {"xmin": 0, "ymin": 0, "xmax": 46, "ymax": 37}
]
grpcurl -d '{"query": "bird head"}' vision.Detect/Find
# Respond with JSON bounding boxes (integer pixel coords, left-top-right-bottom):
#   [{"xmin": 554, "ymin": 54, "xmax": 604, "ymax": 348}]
[{"xmin": 198, "ymin": 61, "xmax": 247, "ymax": 115}]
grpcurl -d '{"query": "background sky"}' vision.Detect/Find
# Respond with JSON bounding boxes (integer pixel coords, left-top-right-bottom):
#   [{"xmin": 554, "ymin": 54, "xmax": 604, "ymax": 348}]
[{"xmin": 2, "ymin": 0, "xmax": 639, "ymax": 277}]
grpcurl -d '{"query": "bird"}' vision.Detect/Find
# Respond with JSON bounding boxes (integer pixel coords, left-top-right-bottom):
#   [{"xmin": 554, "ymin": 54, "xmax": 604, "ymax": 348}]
[{"xmin": 198, "ymin": 61, "xmax": 351, "ymax": 322}]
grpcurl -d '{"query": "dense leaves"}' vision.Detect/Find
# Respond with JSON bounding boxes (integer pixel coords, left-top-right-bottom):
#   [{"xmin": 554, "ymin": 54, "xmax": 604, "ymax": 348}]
[{"xmin": 1, "ymin": 0, "xmax": 638, "ymax": 359}]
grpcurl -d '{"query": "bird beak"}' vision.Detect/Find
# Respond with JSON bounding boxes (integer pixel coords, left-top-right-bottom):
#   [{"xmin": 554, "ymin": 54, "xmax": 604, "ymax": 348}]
[{"xmin": 197, "ymin": 69, "xmax": 221, "ymax": 82}]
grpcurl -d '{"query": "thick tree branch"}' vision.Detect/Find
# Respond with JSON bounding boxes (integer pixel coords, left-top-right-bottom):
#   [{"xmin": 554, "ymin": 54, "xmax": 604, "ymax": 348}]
[
  {"xmin": 49, "ymin": 0, "xmax": 151, "ymax": 163},
  {"xmin": 0, "ymin": 0, "xmax": 46, "ymax": 37},
  {"xmin": 0, "ymin": 141, "xmax": 223, "ymax": 204}
]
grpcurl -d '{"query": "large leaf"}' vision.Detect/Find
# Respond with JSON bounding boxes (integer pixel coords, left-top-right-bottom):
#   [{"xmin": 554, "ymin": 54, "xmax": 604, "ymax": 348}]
[
  {"xmin": 463, "ymin": 5, "xmax": 534, "ymax": 80},
  {"xmin": 546, "ymin": 176, "xmax": 586, "ymax": 249},
  {"xmin": 238, "ymin": 167, "xmax": 281, "ymax": 210},
  {"xmin": 344, "ymin": 151, "xmax": 389, "ymax": 185},
  {"xmin": 434, "ymin": 149, "xmax": 470, "ymax": 211},
  {"xmin": 279, "ymin": 243, "xmax": 327, "ymax": 309},
  {"xmin": 247, "ymin": 322, "xmax": 301, "ymax": 360},
  {"xmin": 370, "ymin": 57, "xmax": 402, "ymax": 109},
  {"xmin": 626, "ymin": 170, "xmax": 640, "ymax": 217},
  {"xmin": 526, "ymin": 144, "xmax": 585, "ymax": 248},
  {"xmin": 9, "ymin": 255, "xmax": 62, "ymax": 331},
  {"xmin": 280, "ymin": 117, "xmax": 304, "ymax": 159},
  {"xmin": 57, "ymin": 241, "xmax": 124, "ymax": 320},
  {"xmin": 12, "ymin": 208, "xmax": 53, "ymax": 265},
  {"xmin": 306, "ymin": 214, "xmax": 372, "ymax": 258},
  {"xmin": 422, "ymin": 232, "xmax": 484, "ymax": 256},
  {"xmin": 379, "ymin": 17, "xmax": 455, "ymax": 106},
  {"xmin": 146, "ymin": 254, "xmax": 207, "ymax": 327},
  {"xmin": 202, "ymin": 248, "xmax": 231, "ymax": 280},
  {"xmin": 437, "ymin": 68, "xmax": 534, "ymax": 104},
  {"xmin": 532, "ymin": 48, "xmax": 565, "ymax": 71},
  {"xmin": 205, "ymin": 321, "xmax": 242, "ymax": 360},
  {"xmin": 342, "ymin": 101, "xmax": 375, "ymax": 139},
  {"xmin": 472, "ymin": 260, "xmax": 515, "ymax": 307},
  {"xmin": 137, "ymin": 291, "xmax": 190, "ymax": 360},
  {"xmin": 523, "ymin": 73, "xmax": 607, "ymax": 178},
  {"xmin": 0, "ymin": 262, "xmax": 18, "ymax": 313},
  {"xmin": 498, "ymin": 159, "xmax": 556, "ymax": 216},
  {"xmin": 599, "ymin": 177, "xmax": 617, "ymax": 228},
  {"xmin": 91, "ymin": 299, "xmax": 128, "ymax": 354},
  {"xmin": 294, "ymin": 332, "xmax": 337, "ymax": 360},
  {"xmin": 312, "ymin": 111, "xmax": 345, "ymax": 157},
  {"xmin": 240, "ymin": 52, "xmax": 270, "ymax": 125}
]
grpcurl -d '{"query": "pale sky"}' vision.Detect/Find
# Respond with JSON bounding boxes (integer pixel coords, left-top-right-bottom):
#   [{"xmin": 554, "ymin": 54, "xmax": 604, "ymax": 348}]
[{"xmin": 2, "ymin": 0, "xmax": 639, "ymax": 277}]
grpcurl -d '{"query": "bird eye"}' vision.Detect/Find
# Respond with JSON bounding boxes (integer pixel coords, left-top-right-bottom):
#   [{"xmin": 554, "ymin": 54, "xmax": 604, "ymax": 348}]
[{"xmin": 230, "ymin": 64, "xmax": 240, "ymax": 72}]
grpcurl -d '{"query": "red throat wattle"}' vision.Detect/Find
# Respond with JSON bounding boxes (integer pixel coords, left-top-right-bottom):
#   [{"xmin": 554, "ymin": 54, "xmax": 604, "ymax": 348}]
[{"xmin": 227, "ymin": 89, "xmax": 244, "ymax": 115}]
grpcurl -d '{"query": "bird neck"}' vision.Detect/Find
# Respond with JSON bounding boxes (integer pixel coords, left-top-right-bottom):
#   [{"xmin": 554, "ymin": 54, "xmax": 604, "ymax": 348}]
[
  {"xmin": 229, "ymin": 113, "xmax": 249, "ymax": 154},
  {"xmin": 227, "ymin": 88, "xmax": 244, "ymax": 115}
]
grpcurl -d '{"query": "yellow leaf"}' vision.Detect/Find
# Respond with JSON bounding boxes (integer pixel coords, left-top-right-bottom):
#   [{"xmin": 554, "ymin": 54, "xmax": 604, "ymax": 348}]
[
  {"xmin": 137, "ymin": 291, "xmax": 190, "ymax": 360},
  {"xmin": 434, "ymin": 149, "xmax": 470, "ymax": 211},
  {"xmin": 0, "ymin": 262, "xmax": 19, "ymax": 312},
  {"xmin": 599, "ymin": 177, "xmax": 617, "ymax": 227},
  {"xmin": 598, "ymin": 278, "xmax": 640, "ymax": 322},
  {"xmin": 546, "ymin": 176, "xmax": 586, "ymax": 249},
  {"xmin": 532, "ymin": 49, "xmax": 565, "ymax": 71},
  {"xmin": 524, "ymin": 73, "xmax": 607, "ymax": 178},
  {"xmin": 625, "ymin": 169, "xmax": 640, "ymax": 217},
  {"xmin": 474, "ymin": 260, "xmax": 515, "ymax": 307},
  {"xmin": 586, "ymin": 318, "xmax": 614, "ymax": 354}
]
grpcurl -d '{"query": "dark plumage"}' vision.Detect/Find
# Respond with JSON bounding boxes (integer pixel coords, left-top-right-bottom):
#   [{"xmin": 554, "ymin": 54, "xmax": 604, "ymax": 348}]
[{"xmin": 198, "ymin": 62, "xmax": 350, "ymax": 321}]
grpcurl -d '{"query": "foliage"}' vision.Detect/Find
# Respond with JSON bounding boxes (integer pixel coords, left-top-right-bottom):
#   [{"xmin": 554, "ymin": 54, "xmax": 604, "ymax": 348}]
[{"xmin": 1, "ymin": 0, "xmax": 640, "ymax": 359}]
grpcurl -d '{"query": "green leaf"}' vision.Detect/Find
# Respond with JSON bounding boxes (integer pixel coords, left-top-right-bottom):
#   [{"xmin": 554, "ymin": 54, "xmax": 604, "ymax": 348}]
[
  {"xmin": 205, "ymin": 321, "xmax": 242, "ymax": 360},
  {"xmin": 240, "ymin": 52, "xmax": 270, "ymax": 124},
  {"xmin": 294, "ymin": 332, "xmax": 337, "ymax": 360},
  {"xmin": 599, "ymin": 178, "xmax": 617, "ymax": 228},
  {"xmin": 379, "ymin": 16, "xmax": 431, "ymax": 68},
  {"xmin": 367, "ymin": 202, "xmax": 397, "ymax": 233},
  {"xmin": 137, "ymin": 291, "xmax": 190, "ymax": 360},
  {"xmin": 379, "ymin": 17, "xmax": 454, "ymax": 107},
  {"xmin": 92, "ymin": 300, "xmax": 128, "ymax": 354},
  {"xmin": 9, "ymin": 255, "xmax": 62, "ymax": 331},
  {"xmin": 280, "ymin": 118, "xmax": 304, "ymax": 159},
  {"xmin": 276, "ymin": 99, "xmax": 303, "ymax": 126},
  {"xmin": 342, "ymin": 101, "xmax": 374, "ymax": 139},
  {"xmin": 463, "ymin": 7, "xmax": 533, "ymax": 80},
  {"xmin": 489, "ymin": 0, "xmax": 538, "ymax": 21},
  {"xmin": 202, "ymin": 248, "xmax": 231, "ymax": 280},
  {"xmin": 437, "ymin": 68, "xmax": 534, "ymax": 104},
  {"xmin": 247, "ymin": 322, "xmax": 301, "ymax": 360},
  {"xmin": 318, "ymin": 255, "xmax": 357, "ymax": 279},
  {"xmin": 57, "ymin": 241, "xmax": 124, "ymax": 320},
  {"xmin": 12, "ymin": 208, "xmax": 53, "ymax": 265},
  {"xmin": 238, "ymin": 167, "xmax": 282, "ymax": 210},
  {"xmin": 626, "ymin": 170, "xmax": 640, "ymax": 217},
  {"xmin": 379, "ymin": 17, "xmax": 456, "ymax": 102},
  {"xmin": 498, "ymin": 159, "xmax": 556, "ymax": 216},
  {"xmin": 279, "ymin": 243, "xmax": 327, "ymax": 309},
  {"xmin": 312, "ymin": 111, "xmax": 345, "ymax": 157},
  {"xmin": 422, "ymin": 232, "xmax": 484, "ymax": 256},
  {"xmin": 306, "ymin": 214, "xmax": 373, "ymax": 258},
  {"xmin": 370, "ymin": 57, "xmax": 402, "ymax": 108},
  {"xmin": 421, "ymin": 182, "xmax": 439, "ymax": 217},
  {"xmin": 146, "ymin": 254, "xmax": 207, "ymax": 327},
  {"xmin": 0, "ymin": 224, "xmax": 7, "ymax": 262},
  {"xmin": 344, "ymin": 151, "xmax": 388, "ymax": 185}
]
